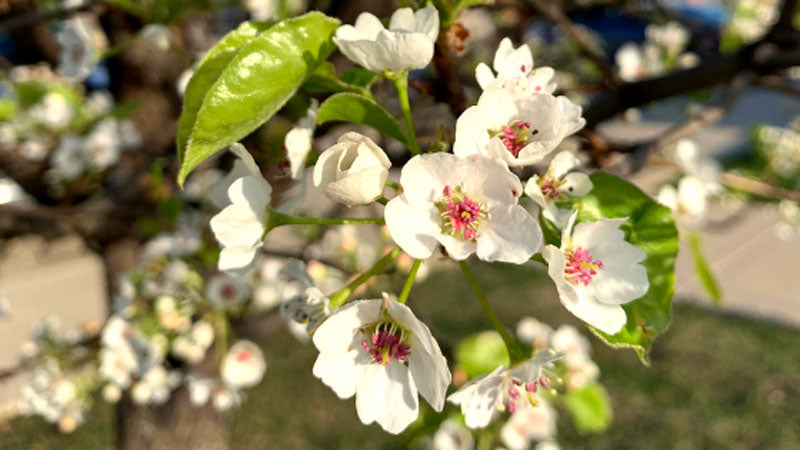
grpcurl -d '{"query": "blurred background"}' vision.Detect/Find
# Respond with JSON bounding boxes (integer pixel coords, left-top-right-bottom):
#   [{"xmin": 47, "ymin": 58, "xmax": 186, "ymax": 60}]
[{"xmin": 1, "ymin": 0, "xmax": 799, "ymax": 448}]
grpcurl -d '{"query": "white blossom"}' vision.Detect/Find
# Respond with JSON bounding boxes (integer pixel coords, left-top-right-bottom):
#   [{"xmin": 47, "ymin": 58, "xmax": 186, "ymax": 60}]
[
  {"xmin": 138, "ymin": 24, "xmax": 171, "ymax": 52},
  {"xmin": 541, "ymin": 213, "xmax": 649, "ymax": 334},
  {"xmin": 205, "ymin": 273, "xmax": 251, "ymax": 310},
  {"xmin": 86, "ymin": 118, "xmax": 121, "ymax": 170},
  {"xmin": 429, "ymin": 418, "xmax": 474, "ymax": 450},
  {"xmin": 221, "ymin": 340, "xmax": 266, "ymax": 389},
  {"xmin": 29, "ymin": 92, "xmax": 74, "ymax": 130},
  {"xmin": 312, "ymin": 295, "xmax": 451, "ymax": 434},
  {"xmin": 131, "ymin": 366, "xmax": 181, "ymax": 405},
  {"xmin": 385, "ymin": 153, "xmax": 542, "ymax": 264},
  {"xmin": 51, "ymin": 135, "xmax": 87, "ymax": 181},
  {"xmin": 501, "ymin": 400, "xmax": 558, "ymax": 450},
  {"xmin": 210, "ymin": 143, "xmax": 272, "ymax": 273},
  {"xmin": 172, "ymin": 321, "xmax": 215, "ymax": 364},
  {"xmin": 313, "ymin": 132, "xmax": 391, "ymax": 206},
  {"xmin": 186, "ymin": 374, "xmax": 214, "ymax": 406},
  {"xmin": 454, "ymin": 81, "xmax": 585, "ymax": 167},
  {"xmin": 524, "ymin": 151, "xmax": 593, "ymax": 229},
  {"xmin": 285, "ymin": 99, "xmax": 318, "ymax": 180},
  {"xmin": 447, "ymin": 349, "xmax": 560, "ymax": 429},
  {"xmin": 475, "ymin": 37, "xmax": 556, "ymax": 94},
  {"xmin": 57, "ymin": 18, "xmax": 97, "ymax": 82},
  {"xmin": 333, "ymin": 6, "xmax": 439, "ymax": 73}
]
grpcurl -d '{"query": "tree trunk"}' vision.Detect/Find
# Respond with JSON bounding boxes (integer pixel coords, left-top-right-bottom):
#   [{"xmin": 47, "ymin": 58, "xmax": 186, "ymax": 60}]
[{"xmin": 117, "ymin": 387, "xmax": 228, "ymax": 450}]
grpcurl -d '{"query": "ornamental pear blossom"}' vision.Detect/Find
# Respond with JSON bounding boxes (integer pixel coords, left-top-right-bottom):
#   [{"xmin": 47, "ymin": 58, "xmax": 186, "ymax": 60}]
[
  {"xmin": 221, "ymin": 340, "xmax": 266, "ymax": 389},
  {"xmin": 312, "ymin": 295, "xmax": 451, "ymax": 434},
  {"xmin": 516, "ymin": 316, "xmax": 553, "ymax": 351},
  {"xmin": 313, "ymin": 132, "xmax": 391, "ymax": 206},
  {"xmin": 172, "ymin": 321, "xmax": 215, "ymax": 364},
  {"xmin": 657, "ymin": 176, "xmax": 708, "ymax": 219},
  {"xmin": 454, "ymin": 81, "xmax": 585, "ymax": 167},
  {"xmin": 430, "ymin": 419, "xmax": 475, "ymax": 450},
  {"xmin": 524, "ymin": 151, "xmax": 593, "ymax": 229},
  {"xmin": 615, "ymin": 42, "xmax": 661, "ymax": 82},
  {"xmin": 209, "ymin": 143, "xmax": 272, "ymax": 273},
  {"xmin": 475, "ymin": 37, "xmax": 557, "ymax": 94},
  {"xmin": 550, "ymin": 325, "xmax": 599, "ymax": 391},
  {"xmin": 646, "ymin": 21, "xmax": 689, "ymax": 59},
  {"xmin": 285, "ymin": 99, "xmax": 318, "ymax": 180},
  {"xmin": 130, "ymin": 366, "xmax": 181, "ymax": 405},
  {"xmin": 447, "ymin": 349, "xmax": 561, "ymax": 429},
  {"xmin": 212, "ymin": 387, "xmax": 242, "ymax": 411},
  {"xmin": 57, "ymin": 18, "xmax": 97, "ymax": 82},
  {"xmin": 186, "ymin": 374, "xmax": 214, "ymax": 406},
  {"xmin": 280, "ymin": 286, "xmax": 332, "ymax": 341},
  {"xmin": 385, "ymin": 153, "xmax": 542, "ymax": 264},
  {"xmin": 51, "ymin": 135, "xmax": 87, "ymax": 181},
  {"xmin": 333, "ymin": 5, "xmax": 439, "ymax": 73},
  {"xmin": 86, "ymin": 119, "xmax": 121, "ymax": 169},
  {"xmin": 500, "ymin": 400, "xmax": 558, "ymax": 450},
  {"xmin": 541, "ymin": 213, "xmax": 649, "ymax": 334},
  {"xmin": 29, "ymin": 92, "xmax": 74, "ymax": 130},
  {"xmin": 138, "ymin": 24, "xmax": 171, "ymax": 52},
  {"xmin": 205, "ymin": 273, "xmax": 251, "ymax": 309}
]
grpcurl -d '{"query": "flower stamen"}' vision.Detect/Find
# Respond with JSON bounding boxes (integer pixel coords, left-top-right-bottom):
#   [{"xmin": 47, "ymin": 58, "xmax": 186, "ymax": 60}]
[
  {"xmin": 564, "ymin": 247, "xmax": 603, "ymax": 286},
  {"xmin": 436, "ymin": 186, "xmax": 486, "ymax": 241}
]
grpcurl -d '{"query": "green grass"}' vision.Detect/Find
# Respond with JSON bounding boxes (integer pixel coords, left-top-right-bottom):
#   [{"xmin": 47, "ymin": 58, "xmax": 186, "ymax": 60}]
[{"xmin": 2, "ymin": 262, "xmax": 800, "ymax": 449}]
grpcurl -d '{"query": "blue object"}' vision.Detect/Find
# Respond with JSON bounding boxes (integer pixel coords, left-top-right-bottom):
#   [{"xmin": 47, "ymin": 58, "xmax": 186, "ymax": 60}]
[{"xmin": 85, "ymin": 63, "xmax": 111, "ymax": 90}]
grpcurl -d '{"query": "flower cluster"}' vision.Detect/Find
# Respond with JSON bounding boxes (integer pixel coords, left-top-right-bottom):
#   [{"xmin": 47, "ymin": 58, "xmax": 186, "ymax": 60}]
[{"xmin": 615, "ymin": 21, "xmax": 697, "ymax": 83}]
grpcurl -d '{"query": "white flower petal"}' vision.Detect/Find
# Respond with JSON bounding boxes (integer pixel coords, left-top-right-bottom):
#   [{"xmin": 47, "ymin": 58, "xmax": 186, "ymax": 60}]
[
  {"xmin": 562, "ymin": 172, "xmax": 593, "ymax": 196},
  {"xmin": 476, "ymin": 205, "xmax": 542, "ymax": 264},
  {"xmin": 384, "ymin": 195, "xmax": 440, "ymax": 259},
  {"xmin": 356, "ymin": 363, "xmax": 419, "ymax": 434},
  {"xmin": 475, "ymin": 62, "xmax": 496, "ymax": 90},
  {"xmin": 313, "ymin": 300, "xmax": 380, "ymax": 355},
  {"xmin": 210, "ymin": 203, "xmax": 264, "ymax": 247}
]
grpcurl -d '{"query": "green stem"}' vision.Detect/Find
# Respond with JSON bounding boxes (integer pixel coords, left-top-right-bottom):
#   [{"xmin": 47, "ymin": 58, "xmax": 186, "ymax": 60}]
[
  {"xmin": 397, "ymin": 259, "xmax": 422, "ymax": 304},
  {"xmin": 458, "ymin": 261, "xmax": 526, "ymax": 364},
  {"xmin": 376, "ymin": 196, "xmax": 389, "ymax": 206},
  {"xmin": 329, "ymin": 247, "xmax": 401, "ymax": 307},
  {"xmin": 386, "ymin": 180, "xmax": 401, "ymax": 191},
  {"xmin": 387, "ymin": 71, "xmax": 421, "ymax": 155},
  {"xmin": 265, "ymin": 209, "xmax": 384, "ymax": 236}
]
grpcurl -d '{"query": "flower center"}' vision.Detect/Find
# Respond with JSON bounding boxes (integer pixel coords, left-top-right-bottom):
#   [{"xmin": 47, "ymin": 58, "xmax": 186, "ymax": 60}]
[
  {"xmin": 538, "ymin": 176, "xmax": 564, "ymax": 200},
  {"xmin": 436, "ymin": 186, "xmax": 486, "ymax": 241},
  {"xmin": 565, "ymin": 247, "xmax": 603, "ymax": 286},
  {"xmin": 491, "ymin": 121, "xmax": 538, "ymax": 158},
  {"xmin": 360, "ymin": 321, "xmax": 411, "ymax": 366},
  {"xmin": 506, "ymin": 378, "xmax": 543, "ymax": 413},
  {"xmin": 221, "ymin": 285, "xmax": 237, "ymax": 301},
  {"xmin": 236, "ymin": 349, "xmax": 251, "ymax": 362}
]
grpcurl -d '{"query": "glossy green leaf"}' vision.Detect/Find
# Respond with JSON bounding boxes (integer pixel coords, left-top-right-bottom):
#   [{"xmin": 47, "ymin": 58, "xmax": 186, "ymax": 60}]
[
  {"xmin": 178, "ymin": 12, "xmax": 340, "ymax": 185},
  {"xmin": 575, "ymin": 172, "xmax": 679, "ymax": 364},
  {"xmin": 562, "ymin": 382, "xmax": 613, "ymax": 434},
  {"xmin": 302, "ymin": 63, "xmax": 372, "ymax": 97},
  {"xmin": 688, "ymin": 231, "xmax": 722, "ymax": 306},
  {"xmin": 316, "ymin": 92, "xmax": 408, "ymax": 145},
  {"xmin": 0, "ymin": 99, "xmax": 17, "ymax": 121},
  {"xmin": 177, "ymin": 20, "xmax": 274, "ymax": 164},
  {"xmin": 454, "ymin": 330, "xmax": 509, "ymax": 378}
]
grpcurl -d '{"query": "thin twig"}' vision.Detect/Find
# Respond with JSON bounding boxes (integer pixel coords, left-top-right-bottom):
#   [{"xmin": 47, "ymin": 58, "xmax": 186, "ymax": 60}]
[
  {"xmin": 527, "ymin": 0, "xmax": 620, "ymax": 85},
  {"xmin": 753, "ymin": 75, "xmax": 800, "ymax": 96},
  {"xmin": 721, "ymin": 172, "xmax": 800, "ymax": 203},
  {"xmin": 0, "ymin": 1, "xmax": 97, "ymax": 32},
  {"xmin": 607, "ymin": 73, "xmax": 753, "ymax": 174}
]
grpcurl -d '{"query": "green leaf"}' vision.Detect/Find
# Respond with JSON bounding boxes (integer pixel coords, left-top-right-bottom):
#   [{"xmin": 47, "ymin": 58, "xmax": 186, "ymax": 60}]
[
  {"xmin": 178, "ymin": 12, "xmax": 340, "ymax": 185},
  {"xmin": 687, "ymin": 231, "xmax": 722, "ymax": 306},
  {"xmin": 539, "ymin": 209, "xmax": 562, "ymax": 247},
  {"xmin": 575, "ymin": 172, "xmax": 679, "ymax": 364},
  {"xmin": 176, "ymin": 20, "xmax": 274, "ymax": 165},
  {"xmin": 340, "ymin": 68, "xmax": 379, "ymax": 88},
  {"xmin": 454, "ymin": 330, "xmax": 509, "ymax": 379},
  {"xmin": 562, "ymin": 382, "xmax": 613, "ymax": 434},
  {"xmin": 0, "ymin": 98, "xmax": 18, "ymax": 121},
  {"xmin": 316, "ymin": 92, "xmax": 408, "ymax": 145}
]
